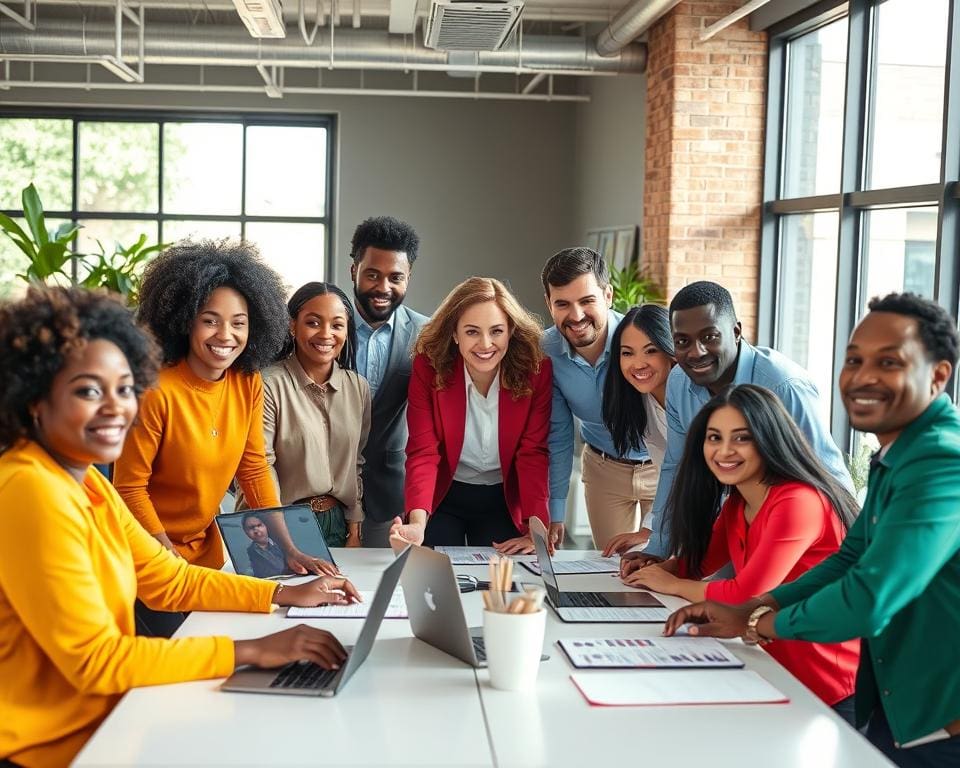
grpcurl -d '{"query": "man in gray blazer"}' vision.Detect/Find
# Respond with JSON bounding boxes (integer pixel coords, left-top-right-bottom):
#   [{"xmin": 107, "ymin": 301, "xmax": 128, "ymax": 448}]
[{"xmin": 350, "ymin": 216, "xmax": 429, "ymax": 547}]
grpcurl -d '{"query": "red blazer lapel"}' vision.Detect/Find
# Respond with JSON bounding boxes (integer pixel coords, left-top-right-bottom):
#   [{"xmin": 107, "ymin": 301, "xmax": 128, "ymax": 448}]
[
  {"xmin": 437, "ymin": 359, "xmax": 467, "ymax": 478},
  {"xmin": 498, "ymin": 381, "xmax": 527, "ymax": 478}
]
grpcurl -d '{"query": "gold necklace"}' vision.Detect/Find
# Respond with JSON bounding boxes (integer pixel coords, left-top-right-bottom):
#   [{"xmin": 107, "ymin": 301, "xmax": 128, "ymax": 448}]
[{"xmin": 209, "ymin": 378, "xmax": 227, "ymax": 438}]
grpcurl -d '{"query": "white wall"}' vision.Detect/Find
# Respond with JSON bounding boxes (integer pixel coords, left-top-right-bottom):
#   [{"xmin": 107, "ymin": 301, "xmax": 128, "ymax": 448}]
[
  {"xmin": 574, "ymin": 73, "xmax": 646, "ymax": 243},
  {"xmin": 2, "ymin": 83, "xmax": 578, "ymax": 315}
]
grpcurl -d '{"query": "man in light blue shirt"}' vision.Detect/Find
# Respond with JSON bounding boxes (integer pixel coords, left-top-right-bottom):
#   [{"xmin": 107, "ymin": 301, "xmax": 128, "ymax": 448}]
[
  {"xmin": 634, "ymin": 281, "xmax": 852, "ymax": 558},
  {"xmin": 349, "ymin": 216, "xmax": 428, "ymax": 547},
  {"xmin": 541, "ymin": 248, "xmax": 658, "ymax": 550}
]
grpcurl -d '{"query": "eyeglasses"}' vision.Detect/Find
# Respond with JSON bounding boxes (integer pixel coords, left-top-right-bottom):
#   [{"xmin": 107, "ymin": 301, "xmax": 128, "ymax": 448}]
[{"xmin": 456, "ymin": 574, "xmax": 518, "ymax": 593}]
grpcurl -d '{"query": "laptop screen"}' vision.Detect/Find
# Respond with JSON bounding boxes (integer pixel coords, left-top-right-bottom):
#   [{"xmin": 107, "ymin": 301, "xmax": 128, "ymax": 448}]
[
  {"xmin": 528, "ymin": 519, "xmax": 562, "ymax": 601},
  {"xmin": 215, "ymin": 505, "xmax": 335, "ymax": 578}
]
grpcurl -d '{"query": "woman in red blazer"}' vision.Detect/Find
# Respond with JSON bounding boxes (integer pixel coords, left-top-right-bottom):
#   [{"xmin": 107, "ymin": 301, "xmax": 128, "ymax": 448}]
[{"xmin": 388, "ymin": 277, "xmax": 551, "ymax": 552}]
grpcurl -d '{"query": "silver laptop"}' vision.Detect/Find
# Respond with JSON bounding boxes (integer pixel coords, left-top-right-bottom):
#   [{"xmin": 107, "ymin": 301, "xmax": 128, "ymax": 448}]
[
  {"xmin": 215, "ymin": 504, "xmax": 337, "ymax": 579},
  {"xmin": 528, "ymin": 518, "xmax": 671, "ymax": 623},
  {"xmin": 221, "ymin": 546, "xmax": 411, "ymax": 697},
  {"xmin": 402, "ymin": 546, "xmax": 490, "ymax": 667}
]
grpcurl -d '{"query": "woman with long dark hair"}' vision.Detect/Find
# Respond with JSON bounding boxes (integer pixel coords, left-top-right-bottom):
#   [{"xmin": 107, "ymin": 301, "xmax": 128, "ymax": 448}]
[
  {"xmin": 622, "ymin": 383, "xmax": 860, "ymax": 710},
  {"xmin": 598, "ymin": 304, "xmax": 675, "ymax": 554},
  {"xmin": 238, "ymin": 282, "xmax": 370, "ymax": 548}
]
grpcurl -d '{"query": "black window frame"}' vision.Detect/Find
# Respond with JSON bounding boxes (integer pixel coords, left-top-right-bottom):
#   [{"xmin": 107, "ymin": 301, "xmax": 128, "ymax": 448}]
[
  {"xmin": 0, "ymin": 107, "xmax": 338, "ymax": 284},
  {"xmin": 759, "ymin": 0, "xmax": 960, "ymax": 451}
]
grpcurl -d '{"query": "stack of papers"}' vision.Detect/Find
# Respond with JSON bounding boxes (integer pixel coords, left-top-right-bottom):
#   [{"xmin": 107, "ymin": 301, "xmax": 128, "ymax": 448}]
[
  {"xmin": 286, "ymin": 589, "xmax": 408, "ymax": 619},
  {"xmin": 571, "ymin": 670, "xmax": 789, "ymax": 707},
  {"xmin": 433, "ymin": 546, "xmax": 536, "ymax": 564},
  {"xmin": 559, "ymin": 637, "xmax": 744, "ymax": 669},
  {"xmin": 522, "ymin": 556, "xmax": 620, "ymax": 575}
]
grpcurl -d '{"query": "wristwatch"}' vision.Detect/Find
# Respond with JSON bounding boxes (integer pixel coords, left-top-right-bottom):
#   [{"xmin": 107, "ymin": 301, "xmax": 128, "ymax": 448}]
[{"xmin": 744, "ymin": 605, "xmax": 774, "ymax": 646}]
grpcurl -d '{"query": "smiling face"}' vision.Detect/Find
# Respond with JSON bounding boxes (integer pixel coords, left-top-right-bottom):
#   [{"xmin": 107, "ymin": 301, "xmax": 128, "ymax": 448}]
[
  {"xmin": 839, "ymin": 311, "xmax": 951, "ymax": 445},
  {"xmin": 618, "ymin": 324, "xmax": 673, "ymax": 396},
  {"xmin": 243, "ymin": 515, "xmax": 269, "ymax": 545},
  {"xmin": 454, "ymin": 300, "xmax": 511, "ymax": 384},
  {"xmin": 33, "ymin": 339, "xmax": 139, "ymax": 482},
  {"xmin": 703, "ymin": 405, "xmax": 765, "ymax": 489},
  {"xmin": 187, "ymin": 287, "xmax": 249, "ymax": 381},
  {"xmin": 292, "ymin": 292, "xmax": 349, "ymax": 378},
  {"xmin": 351, "ymin": 246, "xmax": 411, "ymax": 327},
  {"xmin": 545, "ymin": 273, "xmax": 613, "ymax": 358},
  {"xmin": 672, "ymin": 304, "xmax": 741, "ymax": 391}
]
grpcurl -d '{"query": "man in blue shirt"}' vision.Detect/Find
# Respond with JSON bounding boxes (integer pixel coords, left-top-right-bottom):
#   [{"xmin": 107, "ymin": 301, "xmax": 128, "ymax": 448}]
[
  {"xmin": 349, "ymin": 216, "xmax": 428, "ymax": 547},
  {"xmin": 615, "ymin": 280, "xmax": 851, "ymax": 558},
  {"xmin": 541, "ymin": 248, "xmax": 658, "ymax": 550}
]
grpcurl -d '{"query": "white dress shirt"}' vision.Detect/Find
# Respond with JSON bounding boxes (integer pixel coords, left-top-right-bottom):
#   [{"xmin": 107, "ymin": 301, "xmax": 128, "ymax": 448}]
[{"xmin": 454, "ymin": 364, "xmax": 503, "ymax": 485}]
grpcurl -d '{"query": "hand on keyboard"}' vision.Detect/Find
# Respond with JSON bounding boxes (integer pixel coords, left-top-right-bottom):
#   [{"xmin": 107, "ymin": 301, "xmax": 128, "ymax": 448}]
[{"xmin": 234, "ymin": 624, "xmax": 348, "ymax": 670}]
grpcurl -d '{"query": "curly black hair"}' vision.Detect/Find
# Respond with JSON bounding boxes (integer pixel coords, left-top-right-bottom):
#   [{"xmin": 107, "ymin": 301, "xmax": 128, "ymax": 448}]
[
  {"xmin": 349, "ymin": 216, "xmax": 420, "ymax": 265},
  {"xmin": 136, "ymin": 240, "xmax": 289, "ymax": 373},
  {"xmin": 868, "ymin": 292, "xmax": 960, "ymax": 367},
  {"xmin": 0, "ymin": 286, "xmax": 160, "ymax": 452},
  {"xmin": 669, "ymin": 281, "xmax": 737, "ymax": 323}
]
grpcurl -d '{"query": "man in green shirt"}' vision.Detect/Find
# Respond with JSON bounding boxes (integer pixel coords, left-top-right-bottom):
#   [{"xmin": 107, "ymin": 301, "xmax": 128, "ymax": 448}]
[{"xmin": 663, "ymin": 292, "xmax": 960, "ymax": 767}]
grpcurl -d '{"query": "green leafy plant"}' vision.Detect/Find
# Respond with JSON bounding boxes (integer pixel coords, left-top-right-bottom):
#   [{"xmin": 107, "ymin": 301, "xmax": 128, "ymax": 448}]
[
  {"xmin": 0, "ymin": 183, "xmax": 165, "ymax": 304},
  {"xmin": 79, "ymin": 234, "xmax": 167, "ymax": 304},
  {"xmin": 609, "ymin": 263, "xmax": 665, "ymax": 313},
  {"xmin": 0, "ymin": 183, "xmax": 80, "ymax": 284}
]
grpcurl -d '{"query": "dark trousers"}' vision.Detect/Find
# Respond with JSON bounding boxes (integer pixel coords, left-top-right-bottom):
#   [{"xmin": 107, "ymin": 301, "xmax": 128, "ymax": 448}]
[
  {"xmin": 1, "ymin": 758, "xmax": 23, "ymax": 767},
  {"xmin": 832, "ymin": 695, "xmax": 858, "ymax": 728},
  {"xmin": 423, "ymin": 481, "xmax": 519, "ymax": 547},
  {"xmin": 867, "ymin": 708, "xmax": 960, "ymax": 768}
]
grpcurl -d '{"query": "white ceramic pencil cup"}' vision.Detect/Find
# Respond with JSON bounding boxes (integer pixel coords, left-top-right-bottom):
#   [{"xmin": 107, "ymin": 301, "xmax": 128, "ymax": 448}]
[{"xmin": 482, "ymin": 608, "xmax": 547, "ymax": 691}]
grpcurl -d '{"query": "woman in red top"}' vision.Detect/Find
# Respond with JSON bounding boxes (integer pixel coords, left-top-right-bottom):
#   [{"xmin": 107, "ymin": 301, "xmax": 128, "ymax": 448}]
[
  {"xmin": 622, "ymin": 384, "xmax": 860, "ymax": 714},
  {"xmin": 388, "ymin": 277, "xmax": 551, "ymax": 553}
]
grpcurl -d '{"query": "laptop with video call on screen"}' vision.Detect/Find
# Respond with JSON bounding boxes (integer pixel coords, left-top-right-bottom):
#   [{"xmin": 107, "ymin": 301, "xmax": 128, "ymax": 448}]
[
  {"xmin": 214, "ymin": 504, "xmax": 337, "ymax": 578},
  {"xmin": 528, "ymin": 518, "xmax": 670, "ymax": 623},
  {"xmin": 221, "ymin": 546, "xmax": 411, "ymax": 697}
]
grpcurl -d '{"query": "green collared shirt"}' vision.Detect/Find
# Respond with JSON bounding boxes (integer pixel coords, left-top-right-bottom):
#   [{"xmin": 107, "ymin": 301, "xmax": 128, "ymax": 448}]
[{"xmin": 771, "ymin": 395, "xmax": 960, "ymax": 746}]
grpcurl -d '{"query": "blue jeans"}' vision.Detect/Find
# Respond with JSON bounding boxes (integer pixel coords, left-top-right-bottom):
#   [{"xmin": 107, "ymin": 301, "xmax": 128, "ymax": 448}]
[{"xmin": 867, "ymin": 708, "xmax": 960, "ymax": 768}]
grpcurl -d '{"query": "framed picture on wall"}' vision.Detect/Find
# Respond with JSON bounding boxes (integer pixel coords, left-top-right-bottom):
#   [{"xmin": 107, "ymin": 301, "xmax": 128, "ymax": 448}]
[
  {"xmin": 612, "ymin": 225, "xmax": 638, "ymax": 270},
  {"xmin": 586, "ymin": 225, "xmax": 638, "ymax": 270}
]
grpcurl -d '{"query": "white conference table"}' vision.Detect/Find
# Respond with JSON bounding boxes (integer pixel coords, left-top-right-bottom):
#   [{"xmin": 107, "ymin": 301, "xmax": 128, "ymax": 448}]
[{"xmin": 74, "ymin": 548, "xmax": 892, "ymax": 767}]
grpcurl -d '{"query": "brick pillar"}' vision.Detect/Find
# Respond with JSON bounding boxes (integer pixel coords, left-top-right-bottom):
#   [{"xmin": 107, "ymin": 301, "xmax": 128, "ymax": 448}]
[{"xmin": 642, "ymin": 1, "xmax": 767, "ymax": 338}]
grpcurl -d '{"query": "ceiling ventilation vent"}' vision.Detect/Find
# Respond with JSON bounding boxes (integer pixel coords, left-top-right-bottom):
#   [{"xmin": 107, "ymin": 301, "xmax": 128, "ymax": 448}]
[
  {"xmin": 232, "ymin": 0, "xmax": 286, "ymax": 38},
  {"xmin": 424, "ymin": 0, "xmax": 523, "ymax": 51}
]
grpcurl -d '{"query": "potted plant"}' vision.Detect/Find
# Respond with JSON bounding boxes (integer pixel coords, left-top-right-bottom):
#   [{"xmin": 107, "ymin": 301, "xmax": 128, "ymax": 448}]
[
  {"xmin": 0, "ymin": 183, "xmax": 165, "ymax": 304},
  {"xmin": 609, "ymin": 262, "xmax": 664, "ymax": 312}
]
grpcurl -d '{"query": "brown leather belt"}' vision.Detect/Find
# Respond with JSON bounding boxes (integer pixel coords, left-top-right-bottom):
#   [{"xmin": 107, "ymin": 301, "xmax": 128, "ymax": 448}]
[
  {"xmin": 302, "ymin": 495, "xmax": 340, "ymax": 513},
  {"xmin": 587, "ymin": 443, "xmax": 653, "ymax": 467}
]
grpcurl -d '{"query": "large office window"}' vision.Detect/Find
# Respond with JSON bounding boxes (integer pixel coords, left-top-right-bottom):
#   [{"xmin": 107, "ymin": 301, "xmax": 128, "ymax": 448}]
[
  {"xmin": 0, "ymin": 112, "xmax": 334, "ymax": 300},
  {"xmin": 761, "ymin": 0, "xmax": 960, "ymax": 450}
]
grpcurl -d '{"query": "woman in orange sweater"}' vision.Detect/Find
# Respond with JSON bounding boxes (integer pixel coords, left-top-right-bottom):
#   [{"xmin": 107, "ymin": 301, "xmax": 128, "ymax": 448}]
[
  {"xmin": 0, "ymin": 287, "xmax": 358, "ymax": 768},
  {"xmin": 114, "ymin": 241, "xmax": 333, "ymax": 577}
]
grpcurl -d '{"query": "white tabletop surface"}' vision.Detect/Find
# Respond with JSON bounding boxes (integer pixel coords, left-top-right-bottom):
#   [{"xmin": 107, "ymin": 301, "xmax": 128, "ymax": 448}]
[{"xmin": 73, "ymin": 548, "xmax": 893, "ymax": 767}]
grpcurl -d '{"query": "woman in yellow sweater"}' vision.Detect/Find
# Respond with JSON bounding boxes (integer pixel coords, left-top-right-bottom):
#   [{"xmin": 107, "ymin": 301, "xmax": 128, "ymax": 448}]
[
  {"xmin": 0, "ymin": 287, "xmax": 358, "ymax": 768},
  {"xmin": 113, "ymin": 240, "xmax": 333, "ymax": 576}
]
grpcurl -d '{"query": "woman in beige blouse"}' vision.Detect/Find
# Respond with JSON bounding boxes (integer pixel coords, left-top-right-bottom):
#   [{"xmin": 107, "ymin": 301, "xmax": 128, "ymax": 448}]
[{"xmin": 240, "ymin": 282, "xmax": 371, "ymax": 547}]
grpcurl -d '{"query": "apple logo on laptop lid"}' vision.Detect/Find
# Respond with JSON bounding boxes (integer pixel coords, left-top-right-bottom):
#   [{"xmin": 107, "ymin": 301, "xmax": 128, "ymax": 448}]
[{"xmin": 424, "ymin": 587, "xmax": 437, "ymax": 612}]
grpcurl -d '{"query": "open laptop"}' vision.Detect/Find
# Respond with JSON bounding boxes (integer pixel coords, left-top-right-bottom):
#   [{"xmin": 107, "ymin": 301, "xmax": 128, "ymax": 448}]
[
  {"xmin": 221, "ymin": 546, "xmax": 411, "ymax": 697},
  {"xmin": 402, "ymin": 546, "xmax": 490, "ymax": 667},
  {"xmin": 528, "ymin": 518, "xmax": 671, "ymax": 623},
  {"xmin": 215, "ymin": 504, "xmax": 336, "ymax": 578}
]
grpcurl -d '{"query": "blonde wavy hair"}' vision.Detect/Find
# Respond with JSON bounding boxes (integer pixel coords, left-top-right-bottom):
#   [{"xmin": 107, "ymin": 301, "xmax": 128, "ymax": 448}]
[{"xmin": 415, "ymin": 277, "xmax": 544, "ymax": 398}]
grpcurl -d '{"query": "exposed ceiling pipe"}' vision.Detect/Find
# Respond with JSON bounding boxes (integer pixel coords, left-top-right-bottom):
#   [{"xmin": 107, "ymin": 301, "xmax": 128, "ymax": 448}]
[
  {"xmin": 0, "ymin": 78, "xmax": 590, "ymax": 100},
  {"xmin": 699, "ymin": 0, "xmax": 771, "ymax": 42},
  {"xmin": 595, "ymin": 0, "xmax": 683, "ymax": 57},
  {"xmin": 0, "ymin": 21, "xmax": 648, "ymax": 74}
]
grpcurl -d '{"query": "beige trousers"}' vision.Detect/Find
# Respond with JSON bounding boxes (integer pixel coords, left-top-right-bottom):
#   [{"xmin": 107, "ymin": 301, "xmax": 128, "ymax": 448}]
[{"xmin": 581, "ymin": 443, "xmax": 659, "ymax": 550}]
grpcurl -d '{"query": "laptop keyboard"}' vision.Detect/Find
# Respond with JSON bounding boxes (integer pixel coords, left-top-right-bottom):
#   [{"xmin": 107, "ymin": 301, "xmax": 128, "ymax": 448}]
[
  {"xmin": 269, "ymin": 661, "xmax": 339, "ymax": 691},
  {"xmin": 471, "ymin": 636, "xmax": 487, "ymax": 662},
  {"xmin": 563, "ymin": 591, "xmax": 611, "ymax": 608}
]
